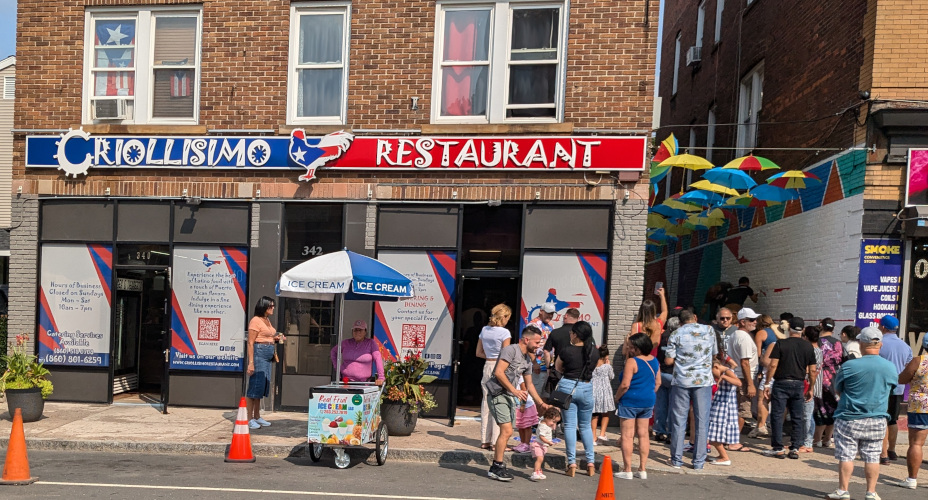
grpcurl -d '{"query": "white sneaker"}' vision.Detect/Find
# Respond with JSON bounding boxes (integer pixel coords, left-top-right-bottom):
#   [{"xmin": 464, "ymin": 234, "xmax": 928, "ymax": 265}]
[
  {"xmin": 890, "ymin": 478, "xmax": 917, "ymax": 489},
  {"xmin": 710, "ymin": 460, "xmax": 731, "ymax": 466},
  {"xmin": 748, "ymin": 426, "xmax": 768, "ymax": 438},
  {"xmin": 635, "ymin": 471, "xmax": 648, "ymax": 479},
  {"xmin": 255, "ymin": 417, "xmax": 271, "ymax": 427},
  {"xmin": 864, "ymin": 492, "xmax": 881, "ymax": 500},
  {"xmin": 614, "ymin": 471, "xmax": 633, "ymax": 480},
  {"xmin": 530, "ymin": 471, "xmax": 546, "ymax": 481},
  {"xmin": 248, "ymin": 419, "xmax": 261, "ymax": 430}
]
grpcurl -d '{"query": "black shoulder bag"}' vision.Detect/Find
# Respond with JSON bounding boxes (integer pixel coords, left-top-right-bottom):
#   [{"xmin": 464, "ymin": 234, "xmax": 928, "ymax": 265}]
[{"xmin": 548, "ymin": 354, "xmax": 590, "ymax": 410}]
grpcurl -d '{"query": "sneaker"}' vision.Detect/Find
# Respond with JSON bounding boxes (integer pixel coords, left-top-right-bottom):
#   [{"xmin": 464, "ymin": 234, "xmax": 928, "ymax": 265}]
[
  {"xmin": 530, "ymin": 471, "xmax": 546, "ymax": 481},
  {"xmin": 683, "ymin": 442, "xmax": 694, "ymax": 453},
  {"xmin": 825, "ymin": 490, "xmax": 850, "ymax": 500},
  {"xmin": 887, "ymin": 450, "xmax": 898, "ymax": 460},
  {"xmin": 864, "ymin": 492, "xmax": 881, "ymax": 500},
  {"xmin": 248, "ymin": 419, "xmax": 261, "ymax": 430},
  {"xmin": 889, "ymin": 478, "xmax": 917, "ymax": 489},
  {"xmin": 762, "ymin": 448, "xmax": 785, "ymax": 458},
  {"xmin": 813, "ymin": 441, "xmax": 823, "ymax": 448},
  {"xmin": 710, "ymin": 460, "xmax": 731, "ymax": 466},
  {"xmin": 635, "ymin": 471, "xmax": 648, "ymax": 479},
  {"xmin": 512, "ymin": 443, "xmax": 531, "ymax": 454},
  {"xmin": 670, "ymin": 464, "xmax": 682, "ymax": 469},
  {"xmin": 614, "ymin": 471, "xmax": 633, "ymax": 480},
  {"xmin": 488, "ymin": 463, "xmax": 513, "ymax": 482},
  {"xmin": 788, "ymin": 449, "xmax": 800, "ymax": 460},
  {"xmin": 255, "ymin": 417, "xmax": 271, "ymax": 427}
]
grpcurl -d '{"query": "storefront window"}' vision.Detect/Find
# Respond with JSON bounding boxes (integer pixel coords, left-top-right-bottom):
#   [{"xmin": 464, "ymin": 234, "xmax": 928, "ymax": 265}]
[
  {"xmin": 461, "ymin": 205, "xmax": 521, "ymax": 270},
  {"xmin": 280, "ymin": 297, "xmax": 337, "ymax": 375},
  {"xmin": 284, "ymin": 204, "xmax": 343, "ymax": 260},
  {"xmin": 116, "ymin": 244, "xmax": 170, "ymax": 266}
]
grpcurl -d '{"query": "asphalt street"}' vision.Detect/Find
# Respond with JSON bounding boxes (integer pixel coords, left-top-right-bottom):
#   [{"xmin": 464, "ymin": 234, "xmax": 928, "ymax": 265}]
[{"xmin": 5, "ymin": 450, "xmax": 925, "ymax": 499}]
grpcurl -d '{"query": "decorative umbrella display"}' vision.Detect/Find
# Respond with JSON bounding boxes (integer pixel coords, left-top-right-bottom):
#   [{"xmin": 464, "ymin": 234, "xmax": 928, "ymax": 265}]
[
  {"xmin": 649, "ymin": 134, "xmax": 679, "ymax": 185},
  {"xmin": 656, "ymin": 153, "xmax": 715, "ymax": 171},
  {"xmin": 766, "ymin": 170, "xmax": 821, "ymax": 189},
  {"xmin": 665, "ymin": 224, "xmax": 695, "ymax": 236},
  {"xmin": 749, "ymin": 184, "xmax": 799, "ymax": 202},
  {"xmin": 662, "ymin": 197, "xmax": 703, "ymax": 212},
  {"xmin": 650, "ymin": 204, "xmax": 688, "ymax": 222},
  {"xmin": 679, "ymin": 189, "xmax": 725, "ymax": 206},
  {"xmin": 689, "ymin": 179, "xmax": 740, "ymax": 197},
  {"xmin": 647, "ymin": 228, "xmax": 679, "ymax": 242},
  {"xmin": 724, "ymin": 194, "xmax": 781, "ymax": 209},
  {"xmin": 702, "ymin": 167, "xmax": 758, "ymax": 191},
  {"xmin": 687, "ymin": 213, "xmax": 725, "ymax": 227},
  {"xmin": 722, "ymin": 154, "xmax": 781, "ymax": 171},
  {"xmin": 647, "ymin": 213, "xmax": 676, "ymax": 230}
]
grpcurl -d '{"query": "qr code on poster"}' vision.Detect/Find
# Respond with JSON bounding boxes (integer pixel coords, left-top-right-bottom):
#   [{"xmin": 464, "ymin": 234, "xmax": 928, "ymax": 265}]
[
  {"xmin": 401, "ymin": 324, "xmax": 426, "ymax": 349},
  {"xmin": 198, "ymin": 318, "xmax": 221, "ymax": 341}
]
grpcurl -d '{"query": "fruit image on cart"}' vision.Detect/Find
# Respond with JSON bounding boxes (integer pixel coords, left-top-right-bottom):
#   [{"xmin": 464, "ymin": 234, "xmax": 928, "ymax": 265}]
[{"xmin": 276, "ymin": 249, "xmax": 414, "ymax": 469}]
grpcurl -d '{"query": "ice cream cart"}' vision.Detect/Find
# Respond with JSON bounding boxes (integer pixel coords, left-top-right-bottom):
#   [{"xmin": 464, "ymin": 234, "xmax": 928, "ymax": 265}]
[{"xmin": 277, "ymin": 249, "xmax": 414, "ymax": 469}]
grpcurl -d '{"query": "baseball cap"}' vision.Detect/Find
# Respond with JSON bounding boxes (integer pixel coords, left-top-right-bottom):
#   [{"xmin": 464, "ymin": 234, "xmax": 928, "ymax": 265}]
[
  {"xmin": 737, "ymin": 307, "xmax": 760, "ymax": 320},
  {"xmin": 352, "ymin": 319, "xmax": 368, "ymax": 330},
  {"xmin": 879, "ymin": 315, "xmax": 899, "ymax": 331},
  {"xmin": 788, "ymin": 317, "xmax": 805, "ymax": 332},
  {"xmin": 857, "ymin": 326, "xmax": 883, "ymax": 344},
  {"xmin": 542, "ymin": 303, "xmax": 557, "ymax": 314}
]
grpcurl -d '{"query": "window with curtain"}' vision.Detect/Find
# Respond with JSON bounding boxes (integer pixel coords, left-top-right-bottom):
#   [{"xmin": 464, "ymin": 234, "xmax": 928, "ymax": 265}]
[
  {"xmin": 85, "ymin": 9, "xmax": 201, "ymax": 124},
  {"xmin": 434, "ymin": 1, "xmax": 566, "ymax": 123},
  {"xmin": 289, "ymin": 5, "xmax": 349, "ymax": 124},
  {"xmin": 736, "ymin": 62, "xmax": 764, "ymax": 155}
]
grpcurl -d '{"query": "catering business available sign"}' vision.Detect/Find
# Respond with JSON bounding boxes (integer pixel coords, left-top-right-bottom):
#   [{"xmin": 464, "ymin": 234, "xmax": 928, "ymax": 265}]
[
  {"xmin": 372, "ymin": 251, "xmax": 456, "ymax": 380},
  {"xmin": 26, "ymin": 129, "xmax": 648, "ymax": 181},
  {"xmin": 855, "ymin": 239, "xmax": 903, "ymax": 328},
  {"xmin": 37, "ymin": 244, "xmax": 113, "ymax": 367},
  {"xmin": 170, "ymin": 246, "xmax": 249, "ymax": 371}
]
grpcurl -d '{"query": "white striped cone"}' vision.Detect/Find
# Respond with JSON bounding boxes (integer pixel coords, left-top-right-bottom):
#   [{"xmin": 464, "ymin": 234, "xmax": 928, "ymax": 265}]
[{"xmin": 225, "ymin": 397, "xmax": 255, "ymax": 462}]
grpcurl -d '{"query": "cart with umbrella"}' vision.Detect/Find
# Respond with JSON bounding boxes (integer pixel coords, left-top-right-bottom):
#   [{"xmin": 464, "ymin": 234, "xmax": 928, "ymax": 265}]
[{"xmin": 277, "ymin": 249, "xmax": 415, "ymax": 469}]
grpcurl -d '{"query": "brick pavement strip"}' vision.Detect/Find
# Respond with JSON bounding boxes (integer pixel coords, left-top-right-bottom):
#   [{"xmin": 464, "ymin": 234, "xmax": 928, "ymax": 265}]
[{"xmin": 0, "ymin": 403, "xmax": 924, "ymax": 485}]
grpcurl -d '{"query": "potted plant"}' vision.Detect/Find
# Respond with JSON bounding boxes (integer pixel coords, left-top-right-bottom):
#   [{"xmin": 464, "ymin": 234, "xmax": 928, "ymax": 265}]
[
  {"xmin": 1, "ymin": 334, "xmax": 54, "ymax": 422},
  {"xmin": 380, "ymin": 350, "xmax": 437, "ymax": 436}
]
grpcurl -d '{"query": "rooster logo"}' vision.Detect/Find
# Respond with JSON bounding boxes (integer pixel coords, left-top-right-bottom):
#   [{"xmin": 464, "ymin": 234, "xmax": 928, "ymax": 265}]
[
  {"xmin": 203, "ymin": 253, "xmax": 222, "ymax": 271},
  {"xmin": 289, "ymin": 129, "xmax": 355, "ymax": 182}
]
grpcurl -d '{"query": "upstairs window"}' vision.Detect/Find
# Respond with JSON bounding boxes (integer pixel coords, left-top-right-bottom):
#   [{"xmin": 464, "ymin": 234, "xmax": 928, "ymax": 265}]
[
  {"xmin": 288, "ymin": 3, "xmax": 350, "ymax": 125},
  {"xmin": 84, "ymin": 8, "xmax": 201, "ymax": 124},
  {"xmin": 737, "ymin": 62, "xmax": 764, "ymax": 155},
  {"xmin": 433, "ymin": 1, "xmax": 566, "ymax": 123},
  {"xmin": 715, "ymin": 0, "xmax": 724, "ymax": 43}
]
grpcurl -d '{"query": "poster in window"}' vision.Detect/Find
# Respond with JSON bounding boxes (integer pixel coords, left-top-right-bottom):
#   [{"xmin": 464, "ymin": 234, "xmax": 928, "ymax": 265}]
[
  {"xmin": 520, "ymin": 252, "xmax": 607, "ymax": 346},
  {"xmin": 37, "ymin": 244, "xmax": 113, "ymax": 367},
  {"xmin": 855, "ymin": 239, "xmax": 903, "ymax": 328},
  {"xmin": 907, "ymin": 149, "xmax": 928, "ymax": 206},
  {"xmin": 170, "ymin": 246, "xmax": 248, "ymax": 371},
  {"xmin": 372, "ymin": 251, "xmax": 456, "ymax": 380}
]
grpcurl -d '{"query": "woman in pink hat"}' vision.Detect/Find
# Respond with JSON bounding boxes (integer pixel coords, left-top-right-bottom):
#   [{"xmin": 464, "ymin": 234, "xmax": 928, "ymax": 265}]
[{"xmin": 331, "ymin": 319, "xmax": 385, "ymax": 384}]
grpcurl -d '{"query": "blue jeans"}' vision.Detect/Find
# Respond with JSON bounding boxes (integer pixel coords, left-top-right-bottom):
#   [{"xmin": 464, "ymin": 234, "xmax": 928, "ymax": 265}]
[
  {"xmin": 770, "ymin": 380, "xmax": 805, "ymax": 451},
  {"xmin": 653, "ymin": 372, "xmax": 673, "ymax": 435},
  {"xmin": 803, "ymin": 397, "xmax": 815, "ymax": 448},
  {"xmin": 557, "ymin": 378, "xmax": 595, "ymax": 466},
  {"xmin": 669, "ymin": 385, "xmax": 712, "ymax": 468}
]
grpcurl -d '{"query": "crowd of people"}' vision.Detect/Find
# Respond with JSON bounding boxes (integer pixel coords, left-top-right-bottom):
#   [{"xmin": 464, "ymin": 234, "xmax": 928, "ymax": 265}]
[{"xmin": 475, "ymin": 281, "xmax": 928, "ymax": 499}]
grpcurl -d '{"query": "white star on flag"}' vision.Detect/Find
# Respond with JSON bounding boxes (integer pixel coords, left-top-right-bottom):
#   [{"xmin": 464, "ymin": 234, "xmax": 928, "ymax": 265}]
[
  {"xmin": 293, "ymin": 147, "xmax": 307, "ymax": 162},
  {"xmin": 106, "ymin": 25, "xmax": 129, "ymax": 45}
]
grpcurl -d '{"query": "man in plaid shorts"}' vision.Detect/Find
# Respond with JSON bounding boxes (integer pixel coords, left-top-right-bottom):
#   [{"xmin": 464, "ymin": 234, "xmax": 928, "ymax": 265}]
[{"xmin": 826, "ymin": 327, "xmax": 898, "ymax": 500}]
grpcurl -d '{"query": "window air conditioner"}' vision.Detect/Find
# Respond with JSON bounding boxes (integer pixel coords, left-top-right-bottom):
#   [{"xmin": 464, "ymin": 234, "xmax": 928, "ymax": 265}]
[
  {"xmin": 686, "ymin": 46, "xmax": 702, "ymax": 66},
  {"xmin": 92, "ymin": 99, "xmax": 129, "ymax": 120}
]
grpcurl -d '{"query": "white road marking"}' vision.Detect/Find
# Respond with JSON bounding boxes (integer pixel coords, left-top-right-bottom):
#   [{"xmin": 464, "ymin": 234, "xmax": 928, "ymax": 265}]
[{"xmin": 36, "ymin": 481, "xmax": 483, "ymax": 500}]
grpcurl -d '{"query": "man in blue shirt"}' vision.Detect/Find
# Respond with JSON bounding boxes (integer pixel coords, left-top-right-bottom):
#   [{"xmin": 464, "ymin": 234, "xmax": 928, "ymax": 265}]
[
  {"xmin": 826, "ymin": 327, "xmax": 898, "ymax": 500},
  {"xmin": 664, "ymin": 310, "xmax": 718, "ymax": 470},
  {"xmin": 875, "ymin": 315, "xmax": 912, "ymax": 464}
]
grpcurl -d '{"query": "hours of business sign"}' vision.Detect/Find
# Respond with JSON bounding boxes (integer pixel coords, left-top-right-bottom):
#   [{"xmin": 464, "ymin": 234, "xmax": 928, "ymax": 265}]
[{"xmin": 26, "ymin": 128, "xmax": 647, "ymax": 182}]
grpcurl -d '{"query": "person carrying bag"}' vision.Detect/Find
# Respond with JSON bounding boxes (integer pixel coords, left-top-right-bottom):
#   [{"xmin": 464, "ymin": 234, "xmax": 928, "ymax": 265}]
[{"xmin": 552, "ymin": 321, "xmax": 599, "ymax": 477}]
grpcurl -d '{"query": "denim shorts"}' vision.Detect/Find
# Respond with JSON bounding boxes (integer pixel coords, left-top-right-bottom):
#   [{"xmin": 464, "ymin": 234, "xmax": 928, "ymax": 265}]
[
  {"xmin": 616, "ymin": 404, "xmax": 653, "ymax": 420},
  {"xmin": 908, "ymin": 412, "xmax": 928, "ymax": 430}
]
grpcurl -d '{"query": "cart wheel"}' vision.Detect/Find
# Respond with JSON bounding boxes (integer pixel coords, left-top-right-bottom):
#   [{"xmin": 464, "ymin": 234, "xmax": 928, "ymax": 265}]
[
  {"xmin": 334, "ymin": 448, "xmax": 350, "ymax": 469},
  {"xmin": 375, "ymin": 422, "xmax": 389, "ymax": 465},
  {"xmin": 308, "ymin": 443, "xmax": 323, "ymax": 462}
]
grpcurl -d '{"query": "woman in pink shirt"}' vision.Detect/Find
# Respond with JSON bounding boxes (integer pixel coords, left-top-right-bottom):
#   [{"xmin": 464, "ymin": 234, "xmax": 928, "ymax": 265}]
[
  {"xmin": 246, "ymin": 296, "xmax": 285, "ymax": 430},
  {"xmin": 330, "ymin": 319, "xmax": 385, "ymax": 384}
]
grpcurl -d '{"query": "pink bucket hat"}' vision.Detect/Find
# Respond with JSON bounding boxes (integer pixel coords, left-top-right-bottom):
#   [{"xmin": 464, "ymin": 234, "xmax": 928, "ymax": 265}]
[{"xmin": 352, "ymin": 319, "xmax": 368, "ymax": 330}]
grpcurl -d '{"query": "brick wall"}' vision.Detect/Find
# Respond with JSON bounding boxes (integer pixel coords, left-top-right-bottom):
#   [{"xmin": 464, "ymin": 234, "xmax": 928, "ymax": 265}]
[
  {"xmin": 864, "ymin": 0, "xmax": 928, "ymax": 101},
  {"xmin": 656, "ymin": 0, "xmax": 867, "ymax": 196},
  {"xmin": 606, "ymin": 196, "xmax": 648, "ymax": 351},
  {"xmin": 7, "ymin": 197, "xmax": 38, "ymax": 350}
]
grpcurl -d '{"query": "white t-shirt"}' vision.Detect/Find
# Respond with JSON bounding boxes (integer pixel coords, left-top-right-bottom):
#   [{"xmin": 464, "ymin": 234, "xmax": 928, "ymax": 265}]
[
  {"xmin": 479, "ymin": 326, "xmax": 511, "ymax": 359},
  {"xmin": 727, "ymin": 329, "xmax": 758, "ymax": 379}
]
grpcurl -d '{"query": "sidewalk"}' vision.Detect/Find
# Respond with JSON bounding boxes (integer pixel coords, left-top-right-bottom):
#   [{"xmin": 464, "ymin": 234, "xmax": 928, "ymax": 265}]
[{"xmin": 0, "ymin": 401, "xmax": 924, "ymax": 487}]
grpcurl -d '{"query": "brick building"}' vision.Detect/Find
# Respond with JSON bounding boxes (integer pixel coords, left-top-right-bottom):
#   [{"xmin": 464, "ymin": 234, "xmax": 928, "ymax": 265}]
[
  {"xmin": 648, "ymin": 0, "xmax": 928, "ymax": 353},
  {"xmin": 10, "ymin": 0, "xmax": 658, "ymax": 414}
]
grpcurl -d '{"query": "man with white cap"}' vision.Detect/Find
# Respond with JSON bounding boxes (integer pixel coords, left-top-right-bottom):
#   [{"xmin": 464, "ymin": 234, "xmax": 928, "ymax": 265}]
[
  {"xmin": 876, "ymin": 315, "xmax": 912, "ymax": 465},
  {"xmin": 727, "ymin": 308, "xmax": 760, "ymax": 439},
  {"xmin": 826, "ymin": 327, "xmax": 898, "ymax": 500},
  {"xmin": 763, "ymin": 317, "xmax": 817, "ymax": 459}
]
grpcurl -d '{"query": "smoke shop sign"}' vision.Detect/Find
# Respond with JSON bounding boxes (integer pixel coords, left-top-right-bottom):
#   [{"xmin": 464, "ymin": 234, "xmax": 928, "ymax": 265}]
[{"xmin": 26, "ymin": 128, "xmax": 646, "ymax": 181}]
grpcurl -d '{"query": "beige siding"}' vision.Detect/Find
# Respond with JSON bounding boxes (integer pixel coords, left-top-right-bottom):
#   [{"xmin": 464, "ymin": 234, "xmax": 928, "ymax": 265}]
[{"xmin": 0, "ymin": 64, "xmax": 12, "ymax": 228}]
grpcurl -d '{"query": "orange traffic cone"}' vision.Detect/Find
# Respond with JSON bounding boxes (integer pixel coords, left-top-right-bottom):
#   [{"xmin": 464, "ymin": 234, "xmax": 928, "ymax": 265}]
[
  {"xmin": 594, "ymin": 454, "xmax": 615, "ymax": 499},
  {"xmin": 1, "ymin": 408, "xmax": 37, "ymax": 485},
  {"xmin": 225, "ymin": 397, "xmax": 256, "ymax": 463}
]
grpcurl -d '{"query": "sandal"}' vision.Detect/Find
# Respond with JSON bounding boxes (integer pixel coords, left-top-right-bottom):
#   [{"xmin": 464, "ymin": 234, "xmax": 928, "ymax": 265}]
[
  {"xmin": 480, "ymin": 443, "xmax": 494, "ymax": 451},
  {"xmin": 587, "ymin": 464, "xmax": 596, "ymax": 476},
  {"xmin": 566, "ymin": 464, "xmax": 577, "ymax": 477},
  {"xmin": 726, "ymin": 444, "xmax": 751, "ymax": 452}
]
